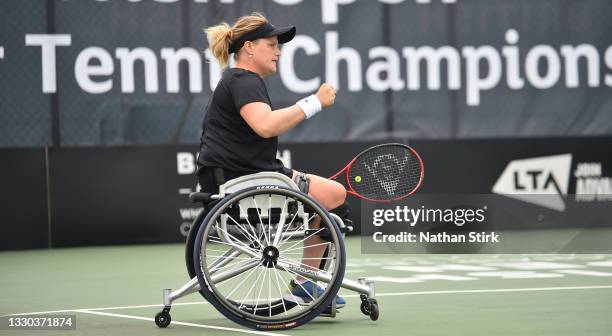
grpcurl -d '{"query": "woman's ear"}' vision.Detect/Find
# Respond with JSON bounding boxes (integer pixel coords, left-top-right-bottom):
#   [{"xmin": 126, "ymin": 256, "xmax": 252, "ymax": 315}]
[{"xmin": 244, "ymin": 41, "xmax": 254, "ymax": 54}]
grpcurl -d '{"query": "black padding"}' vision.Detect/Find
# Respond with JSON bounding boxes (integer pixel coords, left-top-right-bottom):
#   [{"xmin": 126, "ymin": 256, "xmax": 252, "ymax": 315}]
[
  {"xmin": 213, "ymin": 167, "xmax": 226, "ymax": 185},
  {"xmin": 310, "ymin": 227, "xmax": 333, "ymax": 243},
  {"xmin": 189, "ymin": 192, "xmax": 213, "ymax": 204},
  {"xmin": 294, "ymin": 173, "xmax": 309, "ymax": 194},
  {"xmin": 330, "ymin": 201, "xmax": 350, "ymax": 219}
]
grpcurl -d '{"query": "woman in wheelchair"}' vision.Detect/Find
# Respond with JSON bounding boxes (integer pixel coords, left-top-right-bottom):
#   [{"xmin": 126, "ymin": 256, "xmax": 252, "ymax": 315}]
[{"xmin": 198, "ymin": 12, "xmax": 347, "ymax": 313}]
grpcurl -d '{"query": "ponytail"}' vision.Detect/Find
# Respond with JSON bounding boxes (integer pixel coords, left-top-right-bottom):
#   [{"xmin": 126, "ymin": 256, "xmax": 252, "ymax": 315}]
[
  {"xmin": 204, "ymin": 12, "xmax": 269, "ymax": 69},
  {"xmin": 205, "ymin": 22, "xmax": 233, "ymax": 69}
]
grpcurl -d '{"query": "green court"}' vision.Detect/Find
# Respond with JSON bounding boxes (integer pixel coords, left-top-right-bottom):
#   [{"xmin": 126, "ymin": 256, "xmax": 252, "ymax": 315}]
[{"xmin": 2, "ymin": 236, "xmax": 611, "ymax": 336}]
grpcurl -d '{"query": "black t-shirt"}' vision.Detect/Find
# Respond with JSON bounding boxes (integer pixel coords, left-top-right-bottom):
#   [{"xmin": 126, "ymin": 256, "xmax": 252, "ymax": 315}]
[{"xmin": 197, "ymin": 68, "xmax": 285, "ymax": 173}]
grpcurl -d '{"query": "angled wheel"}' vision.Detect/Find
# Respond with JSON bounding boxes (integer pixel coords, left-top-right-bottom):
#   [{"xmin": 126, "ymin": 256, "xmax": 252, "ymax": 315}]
[
  {"xmin": 368, "ymin": 299, "xmax": 379, "ymax": 321},
  {"xmin": 360, "ymin": 300, "xmax": 370, "ymax": 315},
  {"xmin": 193, "ymin": 186, "xmax": 346, "ymax": 330},
  {"xmin": 155, "ymin": 310, "xmax": 171, "ymax": 328},
  {"xmin": 360, "ymin": 298, "xmax": 379, "ymax": 321}
]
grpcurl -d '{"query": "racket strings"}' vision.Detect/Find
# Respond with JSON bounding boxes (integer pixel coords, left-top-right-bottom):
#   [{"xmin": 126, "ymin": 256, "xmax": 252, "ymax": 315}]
[{"xmin": 348, "ymin": 145, "xmax": 422, "ymax": 200}]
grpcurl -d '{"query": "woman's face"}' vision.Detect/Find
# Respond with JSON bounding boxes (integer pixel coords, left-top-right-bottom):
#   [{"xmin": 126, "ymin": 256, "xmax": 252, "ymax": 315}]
[{"xmin": 250, "ymin": 36, "xmax": 281, "ymax": 77}]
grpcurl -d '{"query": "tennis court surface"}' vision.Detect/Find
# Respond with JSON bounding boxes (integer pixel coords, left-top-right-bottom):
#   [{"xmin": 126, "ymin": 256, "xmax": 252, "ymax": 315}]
[{"xmin": 1, "ymin": 236, "xmax": 611, "ymax": 336}]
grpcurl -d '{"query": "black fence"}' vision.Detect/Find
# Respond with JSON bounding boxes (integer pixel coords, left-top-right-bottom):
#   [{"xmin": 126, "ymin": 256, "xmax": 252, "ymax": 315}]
[{"xmin": 2, "ymin": 137, "xmax": 612, "ymax": 250}]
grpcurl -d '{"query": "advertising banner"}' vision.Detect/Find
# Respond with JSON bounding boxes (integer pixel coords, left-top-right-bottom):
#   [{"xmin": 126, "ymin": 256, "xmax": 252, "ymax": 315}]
[
  {"xmin": 1, "ymin": 0, "xmax": 611, "ymax": 147},
  {"xmin": 4, "ymin": 137, "xmax": 599, "ymax": 250}
]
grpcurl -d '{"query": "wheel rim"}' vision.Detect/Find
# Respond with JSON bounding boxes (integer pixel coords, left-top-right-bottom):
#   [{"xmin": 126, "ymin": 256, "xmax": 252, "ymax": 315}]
[{"xmin": 196, "ymin": 187, "xmax": 344, "ymax": 324}]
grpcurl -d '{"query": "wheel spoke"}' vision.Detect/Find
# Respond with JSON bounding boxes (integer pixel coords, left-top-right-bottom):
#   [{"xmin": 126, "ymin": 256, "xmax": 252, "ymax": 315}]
[
  {"xmin": 238, "ymin": 265, "xmax": 265, "ymax": 309},
  {"xmin": 276, "ymin": 214, "xmax": 316, "ymax": 249},
  {"xmin": 205, "ymin": 248, "xmax": 242, "ymax": 254},
  {"xmin": 267, "ymin": 268, "xmax": 272, "ymax": 317},
  {"xmin": 260, "ymin": 196, "xmax": 271, "ymax": 246},
  {"xmin": 294, "ymin": 257, "xmax": 335, "ymax": 260},
  {"xmin": 206, "ymin": 248, "xmax": 242, "ymax": 273},
  {"xmin": 208, "ymin": 238, "xmax": 258, "ymax": 254},
  {"xmin": 254, "ymin": 265, "xmax": 266, "ymax": 314},
  {"xmin": 270, "ymin": 264, "xmax": 288, "ymax": 315},
  {"xmin": 277, "ymin": 221, "xmax": 323, "ymax": 253},
  {"xmin": 271, "ymin": 197, "xmax": 289, "ymax": 246},
  {"xmin": 208, "ymin": 256, "xmax": 256, "ymax": 274},
  {"xmin": 278, "ymin": 255, "xmax": 334, "ymax": 274},
  {"xmin": 274, "ymin": 203, "xmax": 301, "ymax": 248},
  {"xmin": 224, "ymin": 262, "xmax": 261, "ymax": 299},
  {"xmin": 280, "ymin": 240, "xmax": 330, "ymax": 254},
  {"xmin": 225, "ymin": 213, "xmax": 261, "ymax": 249},
  {"xmin": 251, "ymin": 196, "xmax": 267, "ymax": 246},
  {"xmin": 213, "ymin": 222, "xmax": 260, "ymax": 257},
  {"xmin": 277, "ymin": 264, "xmax": 317, "ymax": 302},
  {"xmin": 206, "ymin": 255, "xmax": 252, "ymax": 260},
  {"xmin": 206, "ymin": 254, "xmax": 254, "ymax": 274},
  {"xmin": 210, "ymin": 258, "xmax": 259, "ymax": 285},
  {"xmin": 273, "ymin": 265, "xmax": 303, "ymax": 312},
  {"xmin": 237, "ymin": 202, "xmax": 266, "ymax": 247}
]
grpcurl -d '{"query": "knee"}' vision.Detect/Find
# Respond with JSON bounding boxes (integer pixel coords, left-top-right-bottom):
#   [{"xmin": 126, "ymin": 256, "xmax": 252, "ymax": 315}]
[
  {"xmin": 330, "ymin": 181, "xmax": 346, "ymax": 209},
  {"xmin": 307, "ymin": 174, "xmax": 346, "ymax": 210}
]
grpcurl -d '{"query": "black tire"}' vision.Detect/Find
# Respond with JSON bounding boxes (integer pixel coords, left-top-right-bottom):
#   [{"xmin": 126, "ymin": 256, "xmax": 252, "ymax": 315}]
[
  {"xmin": 185, "ymin": 209, "xmax": 207, "ymax": 280},
  {"xmin": 155, "ymin": 311, "xmax": 171, "ymax": 328},
  {"xmin": 369, "ymin": 301, "xmax": 379, "ymax": 321},
  {"xmin": 360, "ymin": 300, "xmax": 370, "ymax": 315},
  {"xmin": 193, "ymin": 186, "xmax": 346, "ymax": 330}
]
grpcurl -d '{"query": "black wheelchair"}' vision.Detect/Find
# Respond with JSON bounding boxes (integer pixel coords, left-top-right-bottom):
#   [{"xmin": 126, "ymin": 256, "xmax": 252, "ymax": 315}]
[{"xmin": 155, "ymin": 171, "xmax": 378, "ymax": 330}]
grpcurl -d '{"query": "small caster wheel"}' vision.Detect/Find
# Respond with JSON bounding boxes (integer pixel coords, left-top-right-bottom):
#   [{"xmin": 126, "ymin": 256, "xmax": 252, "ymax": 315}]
[
  {"xmin": 360, "ymin": 298, "xmax": 379, "ymax": 321},
  {"xmin": 368, "ymin": 299, "xmax": 379, "ymax": 321},
  {"xmin": 155, "ymin": 310, "xmax": 171, "ymax": 328},
  {"xmin": 360, "ymin": 300, "xmax": 370, "ymax": 315}
]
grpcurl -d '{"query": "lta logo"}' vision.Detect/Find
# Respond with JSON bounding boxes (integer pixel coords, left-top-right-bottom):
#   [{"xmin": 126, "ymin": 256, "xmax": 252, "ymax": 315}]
[{"xmin": 492, "ymin": 154, "xmax": 572, "ymax": 211}]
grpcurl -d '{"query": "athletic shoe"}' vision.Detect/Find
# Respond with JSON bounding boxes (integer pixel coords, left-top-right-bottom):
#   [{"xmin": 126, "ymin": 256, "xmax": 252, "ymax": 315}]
[{"xmin": 284, "ymin": 280, "xmax": 346, "ymax": 309}]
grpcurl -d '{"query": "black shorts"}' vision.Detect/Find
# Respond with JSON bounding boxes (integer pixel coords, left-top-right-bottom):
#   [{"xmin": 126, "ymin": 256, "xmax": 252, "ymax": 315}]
[{"xmin": 197, "ymin": 166, "xmax": 294, "ymax": 194}]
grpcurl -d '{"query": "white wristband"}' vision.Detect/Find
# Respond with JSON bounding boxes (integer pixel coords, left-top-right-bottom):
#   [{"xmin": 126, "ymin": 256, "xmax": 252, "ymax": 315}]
[{"xmin": 296, "ymin": 94, "xmax": 322, "ymax": 119}]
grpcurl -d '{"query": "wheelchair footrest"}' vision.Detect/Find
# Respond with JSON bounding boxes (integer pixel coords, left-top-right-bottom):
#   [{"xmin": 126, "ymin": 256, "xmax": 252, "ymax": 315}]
[{"xmin": 319, "ymin": 309, "xmax": 339, "ymax": 318}]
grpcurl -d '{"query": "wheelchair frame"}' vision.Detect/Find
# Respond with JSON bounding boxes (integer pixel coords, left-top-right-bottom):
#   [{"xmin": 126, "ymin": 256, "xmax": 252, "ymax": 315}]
[{"xmin": 155, "ymin": 172, "xmax": 378, "ymax": 330}]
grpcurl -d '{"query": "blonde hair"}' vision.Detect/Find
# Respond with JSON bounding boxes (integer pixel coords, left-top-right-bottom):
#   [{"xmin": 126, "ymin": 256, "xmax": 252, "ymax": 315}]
[{"xmin": 205, "ymin": 12, "xmax": 269, "ymax": 68}]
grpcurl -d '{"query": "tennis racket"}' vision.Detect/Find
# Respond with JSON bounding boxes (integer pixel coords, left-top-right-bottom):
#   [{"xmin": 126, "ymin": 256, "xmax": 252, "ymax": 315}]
[{"xmin": 329, "ymin": 143, "xmax": 424, "ymax": 202}]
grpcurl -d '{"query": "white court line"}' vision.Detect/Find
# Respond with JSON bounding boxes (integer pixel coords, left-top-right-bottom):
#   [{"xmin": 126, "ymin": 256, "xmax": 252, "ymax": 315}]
[
  {"xmin": 342, "ymin": 285, "xmax": 612, "ymax": 297},
  {"xmin": 557, "ymin": 270, "xmax": 612, "ymax": 277},
  {"xmin": 74, "ymin": 310, "xmax": 290, "ymax": 336},
  {"xmin": 4, "ymin": 285, "xmax": 612, "ymax": 318},
  {"xmin": 3, "ymin": 301, "xmax": 208, "ymax": 317}
]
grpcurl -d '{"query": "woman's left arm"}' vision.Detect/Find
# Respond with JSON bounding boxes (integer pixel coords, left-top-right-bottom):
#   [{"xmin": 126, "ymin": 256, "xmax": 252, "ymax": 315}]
[
  {"xmin": 240, "ymin": 102, "xmax": 305, "ymax": 138},
  {"xmin": 240, "ymin": 83, "xmax": 336, "ymax": 138}
]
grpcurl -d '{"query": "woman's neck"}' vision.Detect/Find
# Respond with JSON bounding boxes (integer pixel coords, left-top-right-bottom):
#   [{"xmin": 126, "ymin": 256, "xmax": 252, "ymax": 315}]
[{"xmin": 234, "ymin": 62, "xmax": 265, "ymax": 78}]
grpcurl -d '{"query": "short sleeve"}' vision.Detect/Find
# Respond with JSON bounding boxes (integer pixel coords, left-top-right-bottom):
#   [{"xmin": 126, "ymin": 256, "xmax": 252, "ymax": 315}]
[{"xmin": 228, "ymin": 73, "xmax": 270, "ymax": 111}]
